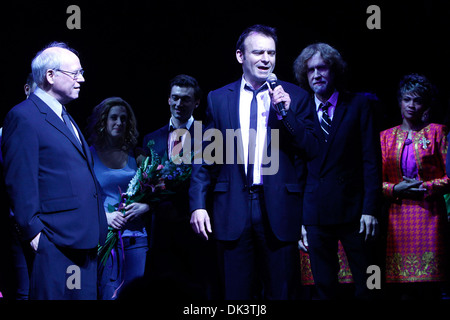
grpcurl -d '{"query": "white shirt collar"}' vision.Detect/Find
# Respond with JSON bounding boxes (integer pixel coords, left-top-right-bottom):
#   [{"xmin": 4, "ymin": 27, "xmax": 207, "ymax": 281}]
[
  {"xmin": 34, "ymin": 87, "xmax": 64, "ymax": 120},
  {"xmin": 169, "ymin": 116, "xmax": 194, "ymax": 131},
  {"xmin": 240, "ymin": 75, "xmax": 268, "ymax": 92}
]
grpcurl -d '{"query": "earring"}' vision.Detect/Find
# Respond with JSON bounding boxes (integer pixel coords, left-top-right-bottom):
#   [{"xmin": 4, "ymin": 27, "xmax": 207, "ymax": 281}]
[{"xmin": 421, "ymin": 109, "xmax": 430, "ymax": 123}]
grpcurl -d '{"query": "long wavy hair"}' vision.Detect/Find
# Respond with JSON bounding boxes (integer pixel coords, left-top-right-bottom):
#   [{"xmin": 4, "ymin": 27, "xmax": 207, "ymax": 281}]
[
  {"xmin": 293, "ymin": 42, "xmax": 347, "ymax": 93},
  {"xmin": 86, "ymin": 97, "xmax": 138, "ymax": 151}
]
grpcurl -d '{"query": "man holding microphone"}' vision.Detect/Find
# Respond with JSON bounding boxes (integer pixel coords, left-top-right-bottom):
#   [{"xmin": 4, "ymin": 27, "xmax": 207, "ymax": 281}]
[{"xmin": 189, "ymin": 25, "xmax": 318, "ymax": 299}]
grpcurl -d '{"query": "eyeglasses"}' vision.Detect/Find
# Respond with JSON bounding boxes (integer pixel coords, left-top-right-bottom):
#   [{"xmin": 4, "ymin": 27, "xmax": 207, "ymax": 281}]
[{"xmin": 54, "ymin": 69, "xmax": 84, "ymax": 80}]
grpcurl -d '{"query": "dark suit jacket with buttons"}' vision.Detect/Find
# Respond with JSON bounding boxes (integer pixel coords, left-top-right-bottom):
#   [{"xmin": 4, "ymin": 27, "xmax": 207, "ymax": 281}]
[
  {"xmin": 189, "ymin": 79, "xmax": 318, "ymax": 242},
  {"xmin": 302, "ymin": 92, "xmax": 382, "ymax": 226},
  {"xmin": 1, "ymin": 93, "xmax": 108, "ymax": 249}
]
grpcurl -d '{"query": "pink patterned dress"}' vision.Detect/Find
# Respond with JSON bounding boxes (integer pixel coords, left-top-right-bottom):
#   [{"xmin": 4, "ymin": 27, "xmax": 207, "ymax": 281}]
[
  {"xmin": 300, "ymin": 241, "xmax": 353, "ymax": 285},
  {"xmin": 380, "ymin": 123, "xmax": 450, "ymax": 283}
]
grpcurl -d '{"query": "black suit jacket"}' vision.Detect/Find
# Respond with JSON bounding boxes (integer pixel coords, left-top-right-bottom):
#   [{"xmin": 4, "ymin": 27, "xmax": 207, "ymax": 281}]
[
  {"xmin": 302, "ymin": 92, "xmax": 382, "ymax": 226},
  {"xmin": 189, "ymin": 79, "xmax": 318, "ymax": 242},
  {"xmin": 1, "ymin": 93, "xmax": 108, "ymax": 249}
]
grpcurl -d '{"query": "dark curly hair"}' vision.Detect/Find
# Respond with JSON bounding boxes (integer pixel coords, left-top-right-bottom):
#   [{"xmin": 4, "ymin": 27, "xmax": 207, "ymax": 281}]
[
  {"xmin": 397, "ymin": 73, "xmax": 437, "ymax": 108},
  {"xmin": 293, "ymin": 42, "xmax": 347, "ymax": 93},
  {"xmin": 168, "ymin": 74, "xmax": 202, "ymax": 101},
  {"xmin": 86, "ymin": 97, "xmax": 138, "ymax": 151}
]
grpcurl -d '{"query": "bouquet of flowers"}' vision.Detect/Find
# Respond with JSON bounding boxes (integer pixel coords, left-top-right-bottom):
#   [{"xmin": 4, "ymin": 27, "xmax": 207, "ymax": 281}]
[{"xmin": 97, "ymin": 140, "xmax": 192, "ymax": 266}]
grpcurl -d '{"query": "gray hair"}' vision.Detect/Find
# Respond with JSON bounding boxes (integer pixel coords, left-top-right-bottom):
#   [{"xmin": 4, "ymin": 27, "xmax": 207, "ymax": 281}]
[{"xmin": 31, "ymin": 42, "xmax": 78, "ymax": 88}]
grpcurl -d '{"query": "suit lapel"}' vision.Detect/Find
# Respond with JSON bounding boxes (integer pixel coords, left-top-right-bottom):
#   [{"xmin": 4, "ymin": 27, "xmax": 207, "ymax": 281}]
[
  {"xmin": 228, "ymin": 80, "xmax": 241, "ymax": 132},
  {"xmin": 327, "ymin": 96, "xmax": 347, "ymax": 145},
  {"xmin": 320, "ymin": 94, "xmax": 348, "ymax": 168},
  {"xmin": 30, "ymin": 94, "xmax": 86, "ymax": 159},
  {"xmin": 48, "ymin": 111, "xmax": 86, "ymax": 158},
  {"xmin": 153, "ymin": 125, "xmax": 170, "ymax": 159},
  {"xmin": 228, "ymin": 80, "xmax": 247, "ymax": 182}
]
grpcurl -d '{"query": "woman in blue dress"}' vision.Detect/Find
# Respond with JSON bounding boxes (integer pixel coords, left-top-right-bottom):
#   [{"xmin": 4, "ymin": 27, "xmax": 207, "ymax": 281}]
[{"xmin": 86, "ymin": 97, "xmax": 149, "ymax": 299}]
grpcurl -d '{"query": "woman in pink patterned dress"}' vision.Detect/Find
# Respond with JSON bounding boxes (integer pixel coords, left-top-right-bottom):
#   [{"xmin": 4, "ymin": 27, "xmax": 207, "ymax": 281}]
[{"xmin": 380, "ymin": 74, "xmax": 450, "ymax": 299}]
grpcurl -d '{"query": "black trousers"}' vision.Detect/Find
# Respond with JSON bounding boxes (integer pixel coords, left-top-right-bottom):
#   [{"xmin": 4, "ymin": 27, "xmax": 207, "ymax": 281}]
[
  {"xmin": 29, "ymin": 231, "xmax": 97, "ymax": 300},
  {"xmin": 146, "ymin": 216, "xmax": 219, "ymax": 300},
  {"xmin": 217, "ymin": 189, "xmax": 300, "ymax": 300},
  {"xmin": 305, "ymin": 223, "xmax": 373, "ymax": 299}
]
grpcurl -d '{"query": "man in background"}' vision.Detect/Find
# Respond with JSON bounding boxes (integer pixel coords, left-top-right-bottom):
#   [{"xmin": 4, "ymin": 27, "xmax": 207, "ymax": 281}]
[{"xmin": 295, "ymin": 42, "xmax": 381, "ymax": 299}]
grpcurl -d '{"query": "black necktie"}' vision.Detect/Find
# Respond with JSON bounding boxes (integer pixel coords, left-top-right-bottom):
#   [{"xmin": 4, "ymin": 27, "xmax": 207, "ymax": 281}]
[
  {"xmin": 320, "ymin": 102, "xmax": 332, "ymax": 142},
  {"xmin": 62, "ymin": 107, "xmax": 81, "ymax": 146},
  {"xmin": 245, "ymin": 84, "xmax": 267, "ymax": 186}
]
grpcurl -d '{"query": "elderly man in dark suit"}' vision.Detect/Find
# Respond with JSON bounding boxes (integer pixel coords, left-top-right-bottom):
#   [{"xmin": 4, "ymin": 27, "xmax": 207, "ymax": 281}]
[
  {"xmin": 294, "ymin": 43, "xmax": 382, "ymax": 299},
  {"xmin": 189, "ymin": 25, "xmax": 318, "ymax": 299},
  {"xmin": 2, "ymin": 42, "xmax": 107, "ymax": 299}
]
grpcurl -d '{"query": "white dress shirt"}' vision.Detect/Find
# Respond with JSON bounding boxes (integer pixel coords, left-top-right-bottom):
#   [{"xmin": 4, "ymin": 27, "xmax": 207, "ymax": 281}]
[{"xmin": 239, "ymin": 77, "xmax": 271, "ymax": 185}]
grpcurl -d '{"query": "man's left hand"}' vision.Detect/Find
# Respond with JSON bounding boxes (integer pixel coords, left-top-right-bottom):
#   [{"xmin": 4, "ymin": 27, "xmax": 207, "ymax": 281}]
[{"xmin": 359, "ymin": 214, "xmax": 378, "ymax": 241}]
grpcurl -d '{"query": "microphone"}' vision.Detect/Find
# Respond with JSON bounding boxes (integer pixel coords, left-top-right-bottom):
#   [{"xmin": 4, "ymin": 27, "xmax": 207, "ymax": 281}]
[{"xmin": 267, "ymin": 73, "xmax": 287, "ymax": 117}]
